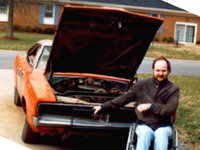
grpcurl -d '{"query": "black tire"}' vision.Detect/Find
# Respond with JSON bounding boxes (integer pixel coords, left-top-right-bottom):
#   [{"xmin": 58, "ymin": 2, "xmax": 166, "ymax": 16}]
[
  {"xmin": 14, "ymin": 86, "xmax": 22, "ymax": 106},
  {"xmin": 21, "ymin": 119, "xmax": 40, "ymax": 143}
]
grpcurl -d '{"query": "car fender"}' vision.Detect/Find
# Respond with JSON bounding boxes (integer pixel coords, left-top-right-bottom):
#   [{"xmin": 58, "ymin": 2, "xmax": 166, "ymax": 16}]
[{"xmin": 22, "ymin": 69, "xmax": 56, "ymax": 130}]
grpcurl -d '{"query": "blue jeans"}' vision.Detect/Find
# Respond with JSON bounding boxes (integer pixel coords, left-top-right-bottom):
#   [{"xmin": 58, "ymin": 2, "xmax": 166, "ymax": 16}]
[{"xmin": 135, "ymin": 124, "xmax": 172, "ymax": 150}]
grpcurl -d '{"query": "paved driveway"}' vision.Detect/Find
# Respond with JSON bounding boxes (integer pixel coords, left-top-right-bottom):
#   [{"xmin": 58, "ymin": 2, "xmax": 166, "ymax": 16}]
[{"xmin": 0, "ymin": 69, "xmax": 75, "ymax": 150}]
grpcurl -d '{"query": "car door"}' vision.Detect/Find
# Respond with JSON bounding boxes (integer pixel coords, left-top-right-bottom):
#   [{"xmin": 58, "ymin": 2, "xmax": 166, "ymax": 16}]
[{"xmin": 15, "ymin": 44, "xmax": 42, "ymax": 97}]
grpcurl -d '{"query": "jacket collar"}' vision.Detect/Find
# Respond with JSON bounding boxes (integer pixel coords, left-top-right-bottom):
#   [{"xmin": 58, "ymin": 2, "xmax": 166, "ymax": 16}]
[{"xmin": 153, "ymin": 77, "xmax": 169, "ymax": 87}]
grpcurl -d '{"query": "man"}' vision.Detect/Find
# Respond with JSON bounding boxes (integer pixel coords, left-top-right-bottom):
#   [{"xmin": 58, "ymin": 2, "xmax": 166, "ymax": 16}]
[{"xmin": 93, "ymin": 56, "xmax": 179, "ymax": 150}]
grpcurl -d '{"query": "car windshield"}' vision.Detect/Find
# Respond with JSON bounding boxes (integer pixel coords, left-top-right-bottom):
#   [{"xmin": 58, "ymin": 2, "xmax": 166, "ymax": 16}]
[{"xmin": 37, "ymin": 46, "xmax": 51, "ymax": 70}]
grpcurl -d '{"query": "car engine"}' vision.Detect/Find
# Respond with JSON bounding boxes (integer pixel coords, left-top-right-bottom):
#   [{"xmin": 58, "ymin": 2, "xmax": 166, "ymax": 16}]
[{"xmin": 51, "ymin": 76, "xmax": 129, "ymax": 103}]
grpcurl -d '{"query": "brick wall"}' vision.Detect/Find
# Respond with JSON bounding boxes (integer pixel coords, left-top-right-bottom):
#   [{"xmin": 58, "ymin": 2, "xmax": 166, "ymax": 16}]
[
  {"xmin": 0, "ymin": 22, "xmax": 7, "ymax": 31},
  {"xmin": 13, "ymin": 2, "xmax": 62, "ymax": 29},
  {"xmin": 14, "ymin": 2, "xmax": 41, "ymax": 28},
  {"xmin": 161, "ymin": 14, "xmax": 200, "ymax": 42}
]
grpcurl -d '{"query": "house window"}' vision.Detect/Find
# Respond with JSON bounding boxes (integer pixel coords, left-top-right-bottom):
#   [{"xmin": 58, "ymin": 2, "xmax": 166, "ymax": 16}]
[
  {"xmin": 44, "ymin": 4, "xmax": 54, "ymax": 25},
  {"xmin": 175, "ymin": 22, "xmax": 197, "ymax": 44},
  {"xmin": 0, "ymin": 1, "xmax": 8, "ymax": 22},
  {"xmin": 39, "ymin": 4, "xmax": 59, "ymax": 25},
  {"xmin": 45, "ymin": 5, "xmax": 54, "ymax": 18}
]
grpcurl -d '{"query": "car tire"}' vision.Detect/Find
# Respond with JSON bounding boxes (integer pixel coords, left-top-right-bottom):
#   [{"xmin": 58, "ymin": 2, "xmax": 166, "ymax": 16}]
[
  {"xmin": 14, "ymin": 87, "xmax": 22, "ymax": 106},
  {"xmin": 21, "ymin": 119, "xmax": 40, "ymax": 143}
]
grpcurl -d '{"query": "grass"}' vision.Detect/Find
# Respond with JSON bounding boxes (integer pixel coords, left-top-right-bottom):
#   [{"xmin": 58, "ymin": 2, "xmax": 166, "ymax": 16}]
[
  {"xmin": 147, "ymin": 42, "xmax": 200, "ymax": 60},
  {"xmin": 138, "ymin": 74, "xmax": 200, "ymax": 148},
  {"xmin": 173, "ymin": 76, "xmax": 200, "ymax": 146},
  {"xmin": 0, "ymin": 32, "xmax": 53, "ymax": 50}
]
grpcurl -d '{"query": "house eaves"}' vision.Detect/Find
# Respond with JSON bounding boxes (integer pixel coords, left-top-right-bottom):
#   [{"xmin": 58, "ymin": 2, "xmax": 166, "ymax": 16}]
[
  {"xmin": 60, "ymin": 0, "xmax": 196, "ymax": 16},
  {"xmin": 23, "ymin": 0, "xmax": 195, "ymax": 17}
]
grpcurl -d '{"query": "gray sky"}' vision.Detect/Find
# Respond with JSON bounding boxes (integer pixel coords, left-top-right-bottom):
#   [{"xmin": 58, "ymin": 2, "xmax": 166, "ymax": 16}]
[{"xmin": 162, "ymin": 0, "xmax": 200, "ymax": 16}]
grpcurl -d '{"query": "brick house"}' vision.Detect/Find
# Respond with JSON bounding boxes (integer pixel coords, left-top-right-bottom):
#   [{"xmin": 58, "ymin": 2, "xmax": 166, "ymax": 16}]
[{"xmin": 0, "ymin": 0, "xmax": 200, "ymax": 44}]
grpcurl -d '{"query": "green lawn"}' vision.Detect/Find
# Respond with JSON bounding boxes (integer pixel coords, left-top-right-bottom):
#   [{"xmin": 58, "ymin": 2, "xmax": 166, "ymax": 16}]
[
  {"xmin": 172, "ymin": 75, "xmax": 200, "ymax": 146},
  {"xmin": 0, "ymin": 32, "xmax": 53, "ymax": 50},
  {"xmin": 147, "ymin": 42, "xmax": 200, "ymax": 61}
]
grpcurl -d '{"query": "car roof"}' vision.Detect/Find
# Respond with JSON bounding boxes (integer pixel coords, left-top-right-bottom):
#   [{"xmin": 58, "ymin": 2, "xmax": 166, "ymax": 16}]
[{"xmin": 37, "ymin": 40, "xmax": 52, "ymax": 46}]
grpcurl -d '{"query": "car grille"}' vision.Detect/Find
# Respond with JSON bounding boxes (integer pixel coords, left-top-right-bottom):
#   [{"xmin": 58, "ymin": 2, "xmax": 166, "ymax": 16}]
[{"xmin": 37, "ymin": 103, "xmax": 136, "ymax": 123}]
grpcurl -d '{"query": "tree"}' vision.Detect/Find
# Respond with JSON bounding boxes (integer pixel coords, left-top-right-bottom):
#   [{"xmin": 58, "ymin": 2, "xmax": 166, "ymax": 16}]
[{"xmin": 6, "ymin": 0, "xmax": 14, "ymax": 38}]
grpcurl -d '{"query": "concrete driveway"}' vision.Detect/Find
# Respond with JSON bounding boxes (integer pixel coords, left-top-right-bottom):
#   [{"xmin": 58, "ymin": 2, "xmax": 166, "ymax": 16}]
[{"xmin": 0, "ymin": 69, "xmax": 77, "ymax": 150}]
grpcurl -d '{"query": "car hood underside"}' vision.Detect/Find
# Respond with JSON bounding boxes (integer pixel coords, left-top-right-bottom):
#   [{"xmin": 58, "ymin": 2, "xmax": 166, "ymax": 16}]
[{"xmin": 46, "ymin": 6, "xmax": 163, "ymax": 79}]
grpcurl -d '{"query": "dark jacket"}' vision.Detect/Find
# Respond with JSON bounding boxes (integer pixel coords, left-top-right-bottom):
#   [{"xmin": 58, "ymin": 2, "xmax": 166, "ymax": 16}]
[{"xmin": 101, "ymin": 78, "xmax": 179, "ymax": 126}]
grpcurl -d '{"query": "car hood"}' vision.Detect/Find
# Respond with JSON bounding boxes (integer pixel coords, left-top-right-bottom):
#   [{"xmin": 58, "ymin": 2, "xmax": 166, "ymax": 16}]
[{"xmin": 46, "ymin": 6, "xmax": 163, "ymax": 79}]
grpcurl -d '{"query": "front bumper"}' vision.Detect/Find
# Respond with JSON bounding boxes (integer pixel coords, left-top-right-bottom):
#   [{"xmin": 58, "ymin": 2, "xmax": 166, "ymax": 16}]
[
  {"xmin": 33, "ymin": 103, "xmax": 135, "ymax": 131},
  {"xmin": 33, "ymin": 115, "xmax": 131, "ymax": 129}
]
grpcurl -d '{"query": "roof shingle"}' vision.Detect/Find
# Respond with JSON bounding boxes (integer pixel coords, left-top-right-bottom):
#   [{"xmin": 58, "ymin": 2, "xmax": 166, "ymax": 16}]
[{"xmin": 67, "ymin": 0, "xmax": 186, "ymax": 12}]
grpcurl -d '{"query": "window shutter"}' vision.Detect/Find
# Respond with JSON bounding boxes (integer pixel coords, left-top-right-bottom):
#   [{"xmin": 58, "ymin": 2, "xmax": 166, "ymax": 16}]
[
  {"xmin": 54, "ymin": 5, "xmax": 59, "ymax": 25},
  {"xmin": 39, "ymin": 4, "xmax": 45, "ymax": 24}
]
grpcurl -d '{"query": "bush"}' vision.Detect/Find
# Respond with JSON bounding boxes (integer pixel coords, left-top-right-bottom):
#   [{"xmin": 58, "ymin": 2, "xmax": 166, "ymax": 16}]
[
  {"xmin": 13, "ymin": 25, "xmax": 55, "ymax": 34},
  {"xmin": 14, "ymin": 25, "xmax": 24, "ymax": 31},
  {"xmin": 162, "ymin": 37, "xmax": 175, "ymax": 43},
  {"xmin": 196, "ymin": 40, "xmax": 200, "ymax": 45},
  {"xmin": 42, "ymin": 27, "xmax": 56, "ymax": 34},
  {"xmin": 32, "ymin": 27, "xmax": 42, "ymax": 33},
  {"xmin": 23, "ymin": 26, "xmax": 32, "ymax": 32},
  {"xmin": 153, "ymin": 36, "xmax": 160, "ymax": 42}
]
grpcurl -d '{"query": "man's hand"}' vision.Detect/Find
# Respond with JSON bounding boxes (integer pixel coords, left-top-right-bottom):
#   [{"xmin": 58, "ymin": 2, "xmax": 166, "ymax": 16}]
[
  {"xmin": 93, "ymin": 105, "xmax": 102, "ymax": 115},
  {"xmin": 137, "ymin": 103, "xmax": 151, "ymax": 112}
]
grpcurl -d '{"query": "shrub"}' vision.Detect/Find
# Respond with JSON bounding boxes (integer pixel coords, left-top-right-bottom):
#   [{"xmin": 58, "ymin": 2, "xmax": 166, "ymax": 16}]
[
  {"xmin": 42, "ymin": 27, "xmax": 56, "ymax": 34},
  {"xmin": 32, "ymin": 27, "xmax": 42, "ymax": 33},
  {"xmin": 14, "ymin": 25, "xmax": 24, "ymax": 31},
  {"xmin": 153, "ymin": 36, "xmax": 160, "ymax": 42},
  {"xmin": 162, "ymin": 37, "xmax": 175, "ymax": 43},
  {"xmin": 196, "ymin": 40, "xmax": 200, "ymax": 45},
  {"xmin": 13, "ymin": 25, "xmax": 55, "ymax": 34},
  {"xmin": 23, "ymin": 26, "xmax": 32, "ymax": 32}
]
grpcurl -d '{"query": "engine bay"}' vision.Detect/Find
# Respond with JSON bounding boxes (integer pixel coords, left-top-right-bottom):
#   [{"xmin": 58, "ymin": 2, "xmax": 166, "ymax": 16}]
[{"xmin": 50, "ymin": 75, "xmax": 129, "ymax": 103}]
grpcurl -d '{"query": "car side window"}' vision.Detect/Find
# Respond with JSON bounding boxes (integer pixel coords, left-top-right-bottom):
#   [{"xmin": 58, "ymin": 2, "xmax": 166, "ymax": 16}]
[
  {"xmin": 27, "ymin": 44, "xmax": 41, "ymax": 67},
  {"xmin": 36, "ymin": 46, "xmax": 51, "ymax": 70}
]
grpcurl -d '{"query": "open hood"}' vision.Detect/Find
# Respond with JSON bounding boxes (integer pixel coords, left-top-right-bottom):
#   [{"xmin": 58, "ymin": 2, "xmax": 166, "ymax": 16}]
[{"xmin": 46, "ymin": 6, "xmax": 163, "ymax": 79}]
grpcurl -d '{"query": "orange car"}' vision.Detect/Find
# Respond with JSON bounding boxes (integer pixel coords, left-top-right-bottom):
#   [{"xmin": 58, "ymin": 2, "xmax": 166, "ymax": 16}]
[{"xmin": 13, "ymin": 6, "xmax": 163, "ymax": 143}]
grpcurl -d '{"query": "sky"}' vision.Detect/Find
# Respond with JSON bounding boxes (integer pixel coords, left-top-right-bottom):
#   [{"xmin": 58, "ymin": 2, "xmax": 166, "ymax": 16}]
[{"xmin": 162, "ymin": 0, "xmax": 200, "ymax": 16}]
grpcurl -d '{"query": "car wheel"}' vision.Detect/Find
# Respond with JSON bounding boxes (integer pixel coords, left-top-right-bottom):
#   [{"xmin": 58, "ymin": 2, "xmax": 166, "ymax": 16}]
[
  {"xmin": 21, "ymin": 119, "xmax": 40, "ymax": 143},
  {"xmin": 14, "ymin": 86, "xmax": 22, "ymax": 106}
]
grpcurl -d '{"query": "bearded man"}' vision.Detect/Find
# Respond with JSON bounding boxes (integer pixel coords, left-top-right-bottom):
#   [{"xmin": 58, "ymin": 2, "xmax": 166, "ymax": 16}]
[{"xmin": 93, "ymin": 56, "xmax": 179, "ymax": 150}]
